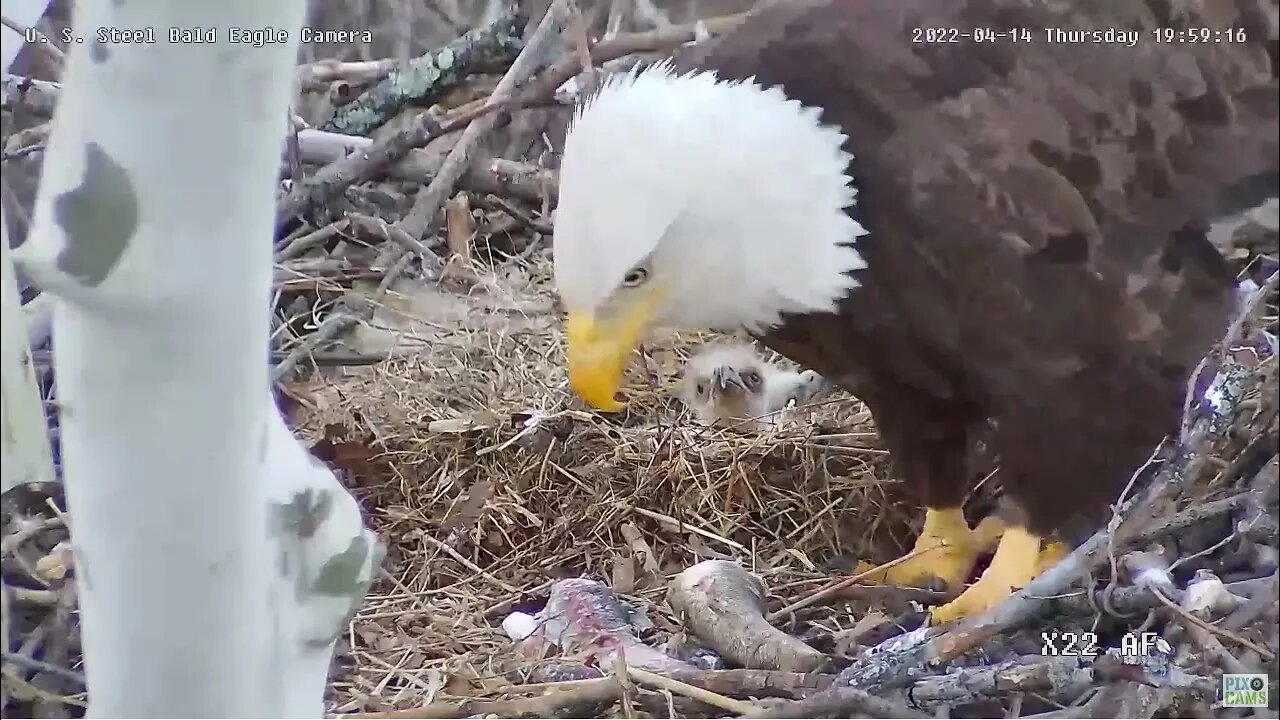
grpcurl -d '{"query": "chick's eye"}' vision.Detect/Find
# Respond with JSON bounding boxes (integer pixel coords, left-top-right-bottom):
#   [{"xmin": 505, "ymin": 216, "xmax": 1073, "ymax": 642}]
[
  {"xmin": 621, "ymin": 266, "xmax": 649, "ymax": 287},
  {"xmin": 695, "ymin": 382, "xmax": 707, "ymax": 395},
  {"xmin": 742, "ymin": 371, "xmax": 760, "ymax": 387}
]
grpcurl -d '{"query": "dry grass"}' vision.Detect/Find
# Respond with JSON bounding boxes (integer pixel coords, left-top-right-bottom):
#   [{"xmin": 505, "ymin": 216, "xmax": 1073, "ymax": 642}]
[
  {"xmin": 4, "ymin": 1, "xmax": 1276, "ymax": 717},
  {"xmin": 283, "ymin": 252, "xmax": 918, "ymax": 711}
]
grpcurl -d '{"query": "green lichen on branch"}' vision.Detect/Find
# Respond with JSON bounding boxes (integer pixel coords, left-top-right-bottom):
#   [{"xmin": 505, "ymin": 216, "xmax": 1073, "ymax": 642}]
[{"xmin": 323, "ymin": 6, "xmax": 524, "ymax": 136}]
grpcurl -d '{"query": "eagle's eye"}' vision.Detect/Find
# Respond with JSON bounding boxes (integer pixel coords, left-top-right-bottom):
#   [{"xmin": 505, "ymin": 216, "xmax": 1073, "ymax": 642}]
[{"xmin": 621, "ymin": 266, "xmax": 649, "ymax": 287}]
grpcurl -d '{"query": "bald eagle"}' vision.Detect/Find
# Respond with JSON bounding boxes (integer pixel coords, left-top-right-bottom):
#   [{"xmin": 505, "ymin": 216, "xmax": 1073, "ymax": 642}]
[{"xmin": 552, "ymin": 0, "xmax": 1279, "ymax": 622}]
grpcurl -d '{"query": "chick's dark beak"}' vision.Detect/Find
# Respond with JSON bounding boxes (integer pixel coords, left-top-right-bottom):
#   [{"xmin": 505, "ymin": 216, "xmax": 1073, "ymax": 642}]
[{"xmin": 712, "ymin": 365, "xmax": 744, "ymax": 391}]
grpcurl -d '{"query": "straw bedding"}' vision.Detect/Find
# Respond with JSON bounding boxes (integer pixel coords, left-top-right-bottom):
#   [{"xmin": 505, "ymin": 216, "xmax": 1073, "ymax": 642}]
[{"xmin": 283, "ymin": 254, "xmax": 925, "ymax": 709}]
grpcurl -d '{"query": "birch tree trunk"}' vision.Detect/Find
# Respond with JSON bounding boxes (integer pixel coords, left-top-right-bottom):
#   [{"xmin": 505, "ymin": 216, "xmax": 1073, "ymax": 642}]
[
  {"xmin": 12, "ymin": 1, "xmax": 384, "ymax": 716},
  {"xmin": 1, "ymin": 2, "xmax": 55, "ymax": 496},
  {"xmin": 1, "ymin": 220, "xmax": 55, "ymax": 495}
]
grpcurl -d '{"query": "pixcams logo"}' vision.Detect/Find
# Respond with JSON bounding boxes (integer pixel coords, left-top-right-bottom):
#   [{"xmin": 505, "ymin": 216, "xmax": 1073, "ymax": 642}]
[{"xmin": 1221, "ymin": 673, "xmax": 1269, "ymax": 708}]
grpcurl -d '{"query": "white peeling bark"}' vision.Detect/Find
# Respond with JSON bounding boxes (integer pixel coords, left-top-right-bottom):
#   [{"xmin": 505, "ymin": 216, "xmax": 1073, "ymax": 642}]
[
  {"xmin": 12, "ymin": 1, "xmax": 383, "ymax": 716},
  {"xmin": 1, "ymin": 217, "xmax": 55, "ymax": 494},
  {"xmin": 0, "ymin": 1, "xmax": 55, "ymax": 495}
]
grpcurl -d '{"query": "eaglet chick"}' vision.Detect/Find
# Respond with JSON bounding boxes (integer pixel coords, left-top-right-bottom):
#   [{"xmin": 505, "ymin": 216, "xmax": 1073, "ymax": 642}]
[{"xmin": 681, "ymin": 343, "xmax": 827, "ymax": 429}]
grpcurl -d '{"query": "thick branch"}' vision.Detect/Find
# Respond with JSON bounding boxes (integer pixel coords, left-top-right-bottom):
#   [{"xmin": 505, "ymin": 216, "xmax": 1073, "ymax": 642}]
[{"xmin": 323, "ymin": 8, "xmax": 524, "ymax": 136}]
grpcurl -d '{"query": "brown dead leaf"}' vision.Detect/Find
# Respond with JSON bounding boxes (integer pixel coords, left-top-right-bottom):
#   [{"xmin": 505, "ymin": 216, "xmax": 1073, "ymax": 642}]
[
  {"xmin": 638, "ymin": 345, "xmax": 684, "ymax": 387},
  {"xmin": 620, "ymin": 521, "xmax": 661, "ymax": 575},
  {"xmin": 273, "ymin": 384, "xmax": 310, "ymax": 424},
  {"xmin": 833, "ymin": 610, "xmax": 892, "ymax": 654},
  {"xmin": 686, "ymin": 532, "xmax": 733, "ymax": 561},
  {"xmin": 441, "ymin": 479, "xmax": 493, "ymax": 531},
  {"xmin": 310, "ymin": 425, "xmax": 387, "ymax": 485},
  {"xmin": 322, "ymin": 422, "xmax": 348, "ymax": 442},
  {"xmin": 612, "ymin": 552, "xmax": 637, "ymax": 594},
  {"xmin": 444, "ymin": 192, "xmax": 475, "ymax": 262},
  {"xmin": 332, "ymin": 441, "xmax": 377, "ymax": 468},
  {"xmin": 444, "ymin": 672, "xmax": 481, "ymax": 697}
]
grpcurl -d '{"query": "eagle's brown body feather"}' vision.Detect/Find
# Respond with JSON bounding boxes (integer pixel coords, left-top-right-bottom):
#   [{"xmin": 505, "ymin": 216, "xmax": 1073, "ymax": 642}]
[{"xmin": 675, "ymin": 0, "xmax": 1278, "ymax": 543}]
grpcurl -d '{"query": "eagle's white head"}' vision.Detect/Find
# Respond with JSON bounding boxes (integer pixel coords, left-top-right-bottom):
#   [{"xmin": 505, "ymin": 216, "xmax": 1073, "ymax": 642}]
[{"xmin": 553, "ymin": 61, "xmax": 869, "ymax": 409}]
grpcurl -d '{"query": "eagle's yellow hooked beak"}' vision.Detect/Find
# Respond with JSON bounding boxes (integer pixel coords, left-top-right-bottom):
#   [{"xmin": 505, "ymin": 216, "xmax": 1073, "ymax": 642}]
[{"xmin": 565, "ymin": 290, "xmax": 662, "ymax": 412}]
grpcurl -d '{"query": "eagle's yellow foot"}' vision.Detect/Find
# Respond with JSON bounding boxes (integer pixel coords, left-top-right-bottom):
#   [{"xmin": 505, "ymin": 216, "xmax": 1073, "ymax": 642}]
[
  {"xmin": 1038, "ymin": 540, "xmax": 1069, "ymax": 574},
  {"xmin": 858, "ymin": 507, "xmax": 986, "ymax": 590},
  {"xmin": 972, "ymin": 514, "xmax": 1007, "ymax": 552},
  {"xmin": 929, "ymin": 526, "xmax": 1042, "ymax": 624}
]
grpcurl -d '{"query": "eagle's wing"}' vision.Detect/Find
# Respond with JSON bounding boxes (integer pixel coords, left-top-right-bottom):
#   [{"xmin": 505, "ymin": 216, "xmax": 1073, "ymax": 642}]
[{"xmin": 674, "ymin": 0, "xmax": 1277, "ymax": 405}]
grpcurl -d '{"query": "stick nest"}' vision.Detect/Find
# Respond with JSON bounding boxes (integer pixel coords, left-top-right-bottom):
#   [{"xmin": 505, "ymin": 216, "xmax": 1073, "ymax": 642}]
[
  {"xmin": 284, "ymin": 253, "xmax": 917, "ymax": 710},
  {"xmin": 3, "ymin": 1, "xmax": 1278, "ymax": 718}
]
